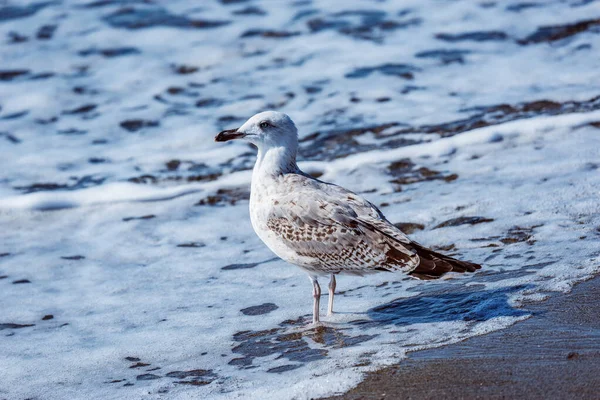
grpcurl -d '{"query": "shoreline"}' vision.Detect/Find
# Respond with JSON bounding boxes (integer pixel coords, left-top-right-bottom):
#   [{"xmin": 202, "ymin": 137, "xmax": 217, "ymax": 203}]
[{"xmin": 328, "ymin": 275, "xmax": 600, "ymax": 399}]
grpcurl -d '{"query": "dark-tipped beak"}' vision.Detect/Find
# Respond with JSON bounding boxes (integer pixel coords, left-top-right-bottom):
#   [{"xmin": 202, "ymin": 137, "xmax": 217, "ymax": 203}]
[{"xmin": 215, "ymin": 128, "xmax": 244, "ymax": 142}]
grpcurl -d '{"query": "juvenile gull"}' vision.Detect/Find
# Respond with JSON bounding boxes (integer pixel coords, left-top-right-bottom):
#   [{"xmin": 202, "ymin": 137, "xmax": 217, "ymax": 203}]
[{"xmin": 215, "ymin": 111, "xmax": 481, "ymax": 324}]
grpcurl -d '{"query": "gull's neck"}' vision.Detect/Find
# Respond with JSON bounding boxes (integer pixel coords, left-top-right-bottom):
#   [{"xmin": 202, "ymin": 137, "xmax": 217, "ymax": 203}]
[{"xmin": 253, "ymin": 145, "xmax": 300, "ymax": 180}]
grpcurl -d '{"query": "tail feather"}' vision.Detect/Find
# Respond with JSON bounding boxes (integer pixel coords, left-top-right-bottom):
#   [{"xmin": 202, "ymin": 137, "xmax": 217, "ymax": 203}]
[{"xmin": 409, "ymin": 243, "xmax": 481, "ymax": 280}]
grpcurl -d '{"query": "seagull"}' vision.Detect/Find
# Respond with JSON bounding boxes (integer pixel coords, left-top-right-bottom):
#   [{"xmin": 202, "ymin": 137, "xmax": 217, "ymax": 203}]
[{"xmin": 215, "ymin": 111, "xmax": 481, "ymax": 324}]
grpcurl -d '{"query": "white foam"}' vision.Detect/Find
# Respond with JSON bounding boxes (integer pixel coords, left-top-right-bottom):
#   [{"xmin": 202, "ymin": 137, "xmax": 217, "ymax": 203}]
[{"xmin": 1, "ymin": 1, "xmax": 600, "ymax": 399}]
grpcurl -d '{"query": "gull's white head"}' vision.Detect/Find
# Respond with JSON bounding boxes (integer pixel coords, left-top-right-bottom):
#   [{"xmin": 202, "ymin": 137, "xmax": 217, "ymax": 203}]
[{"xmin": 214, "ymin": 111, "xmax": 298, "ymax": 152}]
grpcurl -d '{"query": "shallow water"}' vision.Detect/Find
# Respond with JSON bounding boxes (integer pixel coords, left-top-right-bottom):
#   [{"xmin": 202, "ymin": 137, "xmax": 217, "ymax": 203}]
[{"xmin": 1, "ymin": 0, "xmax": 600, "ymax": 399}]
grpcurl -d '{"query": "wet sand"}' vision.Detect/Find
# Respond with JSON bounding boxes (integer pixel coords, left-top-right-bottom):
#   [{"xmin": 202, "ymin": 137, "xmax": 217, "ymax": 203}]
[{"xmin": 330, "ymin": 276, "xmax": 600, "ymax": 400}]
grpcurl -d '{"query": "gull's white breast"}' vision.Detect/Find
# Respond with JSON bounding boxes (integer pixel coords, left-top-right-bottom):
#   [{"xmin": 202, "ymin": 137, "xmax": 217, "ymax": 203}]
[{"xmin": 249, "ymin": 175, "xmax": 316, "ymax": 269}]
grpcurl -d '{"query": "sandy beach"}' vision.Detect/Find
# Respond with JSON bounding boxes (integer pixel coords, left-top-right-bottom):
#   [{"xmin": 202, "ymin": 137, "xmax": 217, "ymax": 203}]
[{"xmin": 331, "ymin": 275, "xmax": 600, "ymax": 399}]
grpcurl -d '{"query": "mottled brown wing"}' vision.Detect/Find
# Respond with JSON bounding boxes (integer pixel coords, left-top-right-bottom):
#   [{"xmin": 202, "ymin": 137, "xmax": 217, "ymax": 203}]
[
  {"xmin": 312, "ymin": 178, "xmax": 481, "ymax": 278},
  {"xmin": 266, "ymin": 176, "xmax": 419, "ymax": 274}
]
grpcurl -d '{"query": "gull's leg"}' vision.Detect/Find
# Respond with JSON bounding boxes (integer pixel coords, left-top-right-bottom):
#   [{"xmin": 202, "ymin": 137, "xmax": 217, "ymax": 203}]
[
  {"xmin": 310, "ymin": 276, "xmax": 321, "ymax": 324},
  {"xmin": 327, "ymin": 273, "xmax": 336, "ymax": 316}
]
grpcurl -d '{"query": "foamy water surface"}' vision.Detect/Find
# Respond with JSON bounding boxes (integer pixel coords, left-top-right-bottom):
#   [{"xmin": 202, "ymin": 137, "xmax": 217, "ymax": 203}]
[{"xmin": 1, "ymin": 1, "xmax": 600, "ymax": 399}]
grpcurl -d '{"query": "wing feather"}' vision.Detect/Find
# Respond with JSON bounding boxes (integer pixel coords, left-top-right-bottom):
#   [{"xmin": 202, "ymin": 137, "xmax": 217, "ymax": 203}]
[{"xmin": 265, "ymin": 175, "xmax": 419, "ymax": 274}]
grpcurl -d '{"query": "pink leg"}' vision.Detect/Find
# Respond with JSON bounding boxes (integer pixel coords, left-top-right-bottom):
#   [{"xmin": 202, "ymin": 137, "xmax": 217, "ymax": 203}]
[
  {"xmin": 327, "ymin": 273, "xmax": 336, "ymax": 316},
  {"xmin": 310, "ymin": 276, "xmax": 321, "ymax": 324}
]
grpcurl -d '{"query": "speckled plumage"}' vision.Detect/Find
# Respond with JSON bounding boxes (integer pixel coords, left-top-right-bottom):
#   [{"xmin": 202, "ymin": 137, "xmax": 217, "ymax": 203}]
[
  {"xmin": 215, "ymin": 111, "xmax": 481, "ymax": 323},
  {"xmin": 253, "ymin": 173, "xmax": 418, "ymax": 276}
]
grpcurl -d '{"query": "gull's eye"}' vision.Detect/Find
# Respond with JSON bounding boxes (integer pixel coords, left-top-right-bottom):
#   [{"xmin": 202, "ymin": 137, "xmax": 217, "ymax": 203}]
[{"xmin": 259, "ymin": 121, "xmax": 270, "ymax": 129}]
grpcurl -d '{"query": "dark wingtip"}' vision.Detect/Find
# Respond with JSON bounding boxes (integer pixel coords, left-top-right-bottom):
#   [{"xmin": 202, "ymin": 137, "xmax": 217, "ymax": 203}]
[{"xmin": 408, "ymin": 243, "xmax": 482, "ymax": 280}]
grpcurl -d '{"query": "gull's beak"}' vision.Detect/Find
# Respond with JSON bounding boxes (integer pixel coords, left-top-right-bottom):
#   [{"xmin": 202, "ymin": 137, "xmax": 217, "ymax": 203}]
[{"xmin": 215, "ymin": 128, "xmax": 244, "ymax": 142}]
